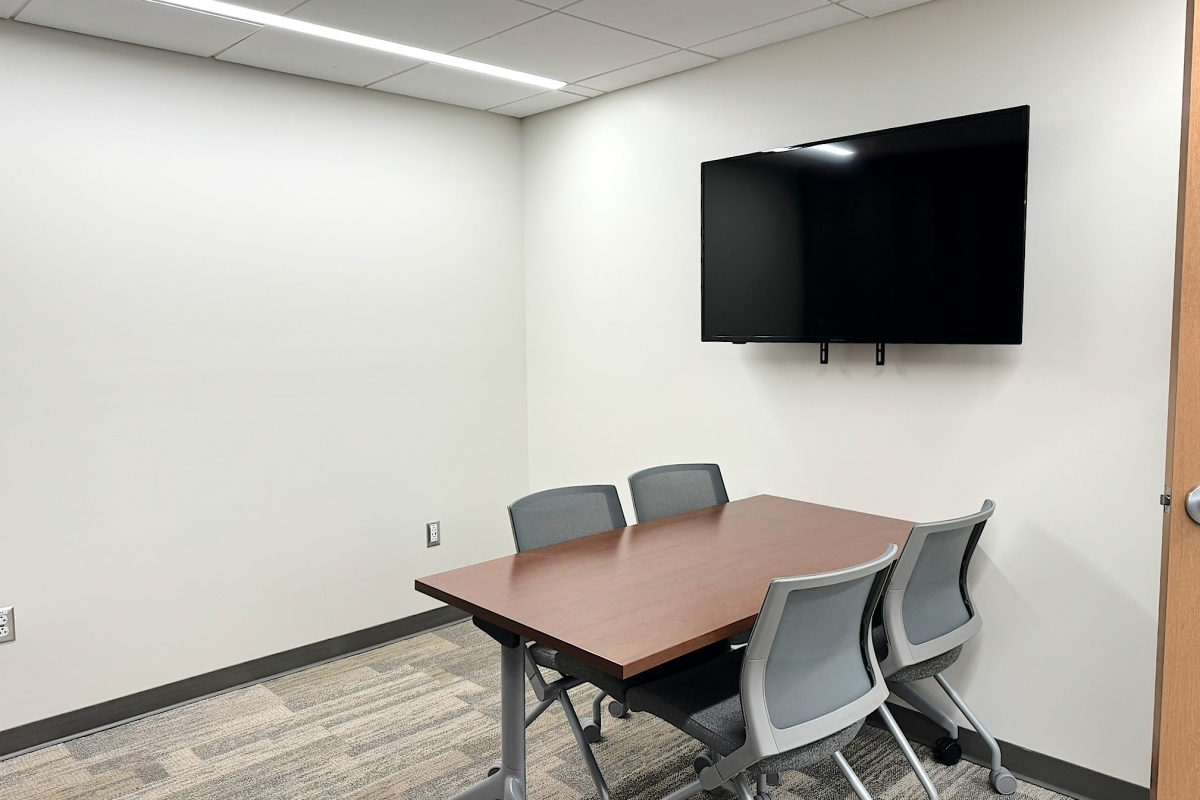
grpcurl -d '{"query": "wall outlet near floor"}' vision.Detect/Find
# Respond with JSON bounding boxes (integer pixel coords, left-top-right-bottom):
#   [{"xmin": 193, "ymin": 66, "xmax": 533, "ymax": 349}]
[
  {"xmin": 0, "ymin": 607, "xmax": 14, "ymax": 644},
  {"xmin": 426, "ymin": 521, "xmax": 441, "ymax": 548}
]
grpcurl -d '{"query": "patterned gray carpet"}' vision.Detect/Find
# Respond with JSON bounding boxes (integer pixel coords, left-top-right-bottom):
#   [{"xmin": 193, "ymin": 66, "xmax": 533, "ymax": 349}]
[{"xmin": 0, "ymin": 622, "xmax": 1068, "ymax": 800}]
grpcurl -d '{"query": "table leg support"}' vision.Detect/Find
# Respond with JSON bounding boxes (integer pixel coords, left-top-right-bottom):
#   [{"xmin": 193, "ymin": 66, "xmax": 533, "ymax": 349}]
[
  {"xmin": 451, "ymin": 623, "xmax": 527, "ymax": 800},
  {"xmin": 500, "ymin": 638, "xmax": 526, "ymax": 786}
]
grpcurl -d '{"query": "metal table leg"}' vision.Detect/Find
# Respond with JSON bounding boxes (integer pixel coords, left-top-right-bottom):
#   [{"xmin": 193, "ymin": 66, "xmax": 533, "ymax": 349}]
[{"xmin": 451, "ymin": 620, "xmax": 527, "ymax": 800}]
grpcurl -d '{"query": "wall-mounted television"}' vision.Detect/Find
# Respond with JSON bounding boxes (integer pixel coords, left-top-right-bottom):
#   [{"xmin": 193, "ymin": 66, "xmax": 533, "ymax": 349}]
[{"xmin": 701, "ymin": 106, "xmax": 1029, "ymax": 346}]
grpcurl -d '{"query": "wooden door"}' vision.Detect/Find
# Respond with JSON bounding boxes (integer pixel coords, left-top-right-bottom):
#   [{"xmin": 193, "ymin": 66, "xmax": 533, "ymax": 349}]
[{"xmin": 1153, "ymin": 2, "xmax": 1200, "ymax": 797}]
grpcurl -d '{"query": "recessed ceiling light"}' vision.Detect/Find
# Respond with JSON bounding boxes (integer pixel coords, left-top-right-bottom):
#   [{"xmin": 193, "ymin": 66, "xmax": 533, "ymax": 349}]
[{"xmin": 146, "ymin": 0, "xmax": 567, "ymax": 90}]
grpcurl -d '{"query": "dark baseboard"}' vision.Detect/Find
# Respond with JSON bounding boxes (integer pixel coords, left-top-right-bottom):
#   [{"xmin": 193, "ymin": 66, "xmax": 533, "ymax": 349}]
[
  {"xmin": 867, "ymin": 703, "xmax": 1149, "ymax": 800},
  {"xmin": 0, "ymin": 605, "xmax": 470, "ymax": 760}
]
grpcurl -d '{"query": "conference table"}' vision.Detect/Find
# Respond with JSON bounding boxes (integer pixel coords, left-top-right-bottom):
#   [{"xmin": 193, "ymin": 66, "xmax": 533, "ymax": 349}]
[{"xmin": 414, "ymin": 494, "xmax": 913, "ymax": 800}]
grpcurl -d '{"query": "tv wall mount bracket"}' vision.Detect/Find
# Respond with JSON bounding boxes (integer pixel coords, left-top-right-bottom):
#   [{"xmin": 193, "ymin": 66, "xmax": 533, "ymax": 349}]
[{"xmin": 817, "ymin": 342, "xmax": 885, "ymax": 365}]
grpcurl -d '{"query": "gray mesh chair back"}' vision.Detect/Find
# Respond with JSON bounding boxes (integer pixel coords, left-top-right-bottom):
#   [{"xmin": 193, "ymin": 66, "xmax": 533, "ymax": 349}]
[
  {"xmin": 624, "ymin": 544, "xmax": 941, "ymax": 800},
  {"xmin": 879, "ymin": 500, "xmax": 994, "ymax": 678},
  {"xmin": 737, "ymin": 545, "xmax": 896, "ymax": 762},
  {"xmin": 876, "ymin": 500, "xmax": 1017, "ymax": 794},
  {"xmin": 507, "ymin": 485, "xmax": 627, "ymax": 553},
  {"xmin": 628, "ymin": 463, "xmax": 729, "ymax": 523}
]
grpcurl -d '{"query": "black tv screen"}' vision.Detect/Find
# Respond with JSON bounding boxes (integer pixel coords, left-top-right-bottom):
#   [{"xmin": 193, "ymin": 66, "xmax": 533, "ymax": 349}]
[{"xmin": 701, "ymin": 106, "xmax": 1029, "ymax": 344}]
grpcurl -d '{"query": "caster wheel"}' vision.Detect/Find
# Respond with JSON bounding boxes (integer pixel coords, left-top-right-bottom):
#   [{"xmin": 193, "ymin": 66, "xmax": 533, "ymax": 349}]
[
  {"xmin": 754, "ymin": 793, "xmax": 774, "ymax": 800},
  {"xmin": 933, "ymin": 736, "xmax": 963, "ymax": 766},
  {"xmin": 487, "ymin": 759, "xmax": 502, "ymax": 777},
  {"xmin": 608, "ymin": 700, "xmax": 629, "ymax": 719},
  {"xmin": 693, "ymin": 753, "xmax": 715, "ymax": 775},
  {"xmin": 990, "ymin": 769, "xmax": 1018, "ymax": 795},
  {"xmin": 581, "ymin": 717, "xmax": 602, "ymax": 743}
]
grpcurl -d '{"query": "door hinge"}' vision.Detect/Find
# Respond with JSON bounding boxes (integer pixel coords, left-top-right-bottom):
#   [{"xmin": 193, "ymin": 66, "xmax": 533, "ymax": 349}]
[{"xmin": 1161, "ymin": 485, "xmax": 1172, "ymax": 512}]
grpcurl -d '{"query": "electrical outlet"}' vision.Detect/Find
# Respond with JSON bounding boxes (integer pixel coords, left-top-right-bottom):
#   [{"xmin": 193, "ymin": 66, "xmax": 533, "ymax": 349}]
[
  {"xmin": 426, "ymin": 521, "xmax": 441, "ymax": 548},
  {"xmin": 0, "ymin": 607, "xmax": 14, "ymax": 644}
]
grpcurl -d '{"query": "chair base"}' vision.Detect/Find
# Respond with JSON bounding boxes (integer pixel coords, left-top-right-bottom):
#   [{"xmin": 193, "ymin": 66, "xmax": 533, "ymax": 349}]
[
  {"xmin": 932, "ymin": 736, "xmax": 962, "ymax": 765},
  {"xmin": 876, "ymin": 704, "xmax": 939, "ymax": 800},
  {"xmin": 933, "ymin": 673, "xmax": 1014, "ymax": 795},
  {"xmin": 556, "ymin": 690, "xmax": 611, "ymax": 800},
  {"xmin": 890, "ymin": 672, "xmax": 1016, "ymax": 796},
  {"xmin": 669, "ymin": 721, "xmax": 938, "ymax": 800},
  {"xmin": 580, "ymin": 689, "xmax": 620, "ymax": 743},
  {"xmin": 521, "ymin": 649, "xmax": 611, "ymax": 800}
]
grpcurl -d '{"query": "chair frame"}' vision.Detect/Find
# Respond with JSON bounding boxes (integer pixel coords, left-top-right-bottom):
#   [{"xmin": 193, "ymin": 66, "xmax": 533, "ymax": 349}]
[
  {"xmin": 878, "ymin": 500, "xmax": 991, "ymax": 677},
  {"xmin": 654, "ymin": 545, "xmax": 939, "ymax": 800},
  {"xmin": 731, "ymin": 546, "xmax": 896, "ymax": 778},
  {"xmin": 877, "ymin": 500, "xmax": 1017, "ymax": 796}
]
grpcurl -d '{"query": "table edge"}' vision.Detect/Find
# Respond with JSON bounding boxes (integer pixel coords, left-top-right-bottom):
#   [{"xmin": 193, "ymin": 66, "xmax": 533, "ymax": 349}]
[
  {"xmin": 413, "ymin": 495, "xmax": 914, "ymax": 679},
  {"xmin": 414, "ymin": 578, "xmax": 757, "ymax": 679}
]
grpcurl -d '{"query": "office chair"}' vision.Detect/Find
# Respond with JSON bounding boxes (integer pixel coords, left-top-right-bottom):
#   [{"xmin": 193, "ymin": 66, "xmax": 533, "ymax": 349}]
[
  {"xmin": 628, "ymin": 463, "xmax": 729, "ymax": 523},
  {"xmin": 506, "ymin": 485, "xmax": 729, "ymax": 800},
  {"xmin": 628, "ymin": 463, "xmax": 750, "ymax": 651},
  {"xmin": 625, "ymin": 544, "xmax": 939, "ymax": 800},
  {"xmin": 874, "ymin": 500, "xmax": 1018, "ymax": 796}
]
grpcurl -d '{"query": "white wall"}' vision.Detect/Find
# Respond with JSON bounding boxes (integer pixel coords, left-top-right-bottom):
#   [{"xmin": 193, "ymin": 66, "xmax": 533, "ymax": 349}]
[
  {"xmin": 0, "ymin": 21, "xmax": 527, "ymax": 732},
  {"xmin": 522, "ymin": 0, "xmax": 1184, "ymax": 785}
]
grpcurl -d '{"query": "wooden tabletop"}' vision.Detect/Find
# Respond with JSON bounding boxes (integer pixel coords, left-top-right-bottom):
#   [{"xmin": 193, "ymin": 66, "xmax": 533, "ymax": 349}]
[{"xmin": 415, "ymin": 494, "xmax": 912, "ymax": 679}]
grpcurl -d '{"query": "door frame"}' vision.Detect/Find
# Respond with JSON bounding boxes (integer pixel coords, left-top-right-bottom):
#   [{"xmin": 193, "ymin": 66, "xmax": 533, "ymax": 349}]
[{"xmin": 1152, "ymin": 1, "xmax": 1200, "ymax": 798}]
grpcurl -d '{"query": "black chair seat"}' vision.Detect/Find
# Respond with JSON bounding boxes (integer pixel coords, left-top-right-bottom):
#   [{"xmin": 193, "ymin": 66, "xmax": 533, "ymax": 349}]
[
  {"xmin": 627, "ymin": 648, "xmax": 866, "ymax": 772},
  {"xmin": 628, "ymin": 648, "xmax": 747, "ymax": 755}
]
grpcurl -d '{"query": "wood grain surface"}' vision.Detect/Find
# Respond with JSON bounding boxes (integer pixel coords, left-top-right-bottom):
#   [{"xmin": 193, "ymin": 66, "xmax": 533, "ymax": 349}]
[
  {"xmin": 415, "ymin": 495, "xmax": 911, "ymax": 679},
  {"xmin": 1153, "ymin": 3, "xmax": 1200, "ymax": 797}
]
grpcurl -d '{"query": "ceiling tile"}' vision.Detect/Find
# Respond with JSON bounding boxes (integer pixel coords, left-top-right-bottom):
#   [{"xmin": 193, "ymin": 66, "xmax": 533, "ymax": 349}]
[
  {"xmin": 217, "ymin": 27, "xmax": 424, "ymax": 86},
  {"xmin": 371, "ymin": 63, "xmax": 543, "ymax": 110},
  {"xmin": 563, "ymin": 84, "xmax": 604, "ymax": 98},
  {"xmin": 455, "ymin": 12, "xmax": 674, "ymax": 84},
  {"xmin": 579, "ymin": 50, "xmax": 714, "ymax": 93},
  {"xmin": 1, "ymin": 0, "xmax": 26, "ymax": 19},
  {"xmin": 489, "ymin": 90, "xmax": 586, "ymax": 117},
  {"xmin": 225, "ymin": 0, "xmax": 307, "ymax": 11},
  {"xmin": 16, "ymin": 0, "xmax": 260, "ymax": 57},
  {"xmin": 231, "ymin": 0, "xmax": 308, "ymax": 12},
  {"xmin": 693, "ymin": 3, "xmax": 861, "ymax": 58},
  {"xmin": 836, "ymin": 0, "xmax": 932, "ymax": 16},
  {"xmin": 564, "ymin": 0, "xmax": 828, "ymax": 48},
  {"xmin": 287, "ymin": 0, "xmax": 546, "ymax": 53}
]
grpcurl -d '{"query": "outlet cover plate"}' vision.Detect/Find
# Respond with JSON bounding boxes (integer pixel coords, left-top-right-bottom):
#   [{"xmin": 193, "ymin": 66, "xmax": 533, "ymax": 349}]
[
  {"xmin": 0, "ymin": 607, "xmax": 14, "ymax": 644},
  {"xmin": 426, "ymin": 521, "xmax": 441, "ymax": 548}
]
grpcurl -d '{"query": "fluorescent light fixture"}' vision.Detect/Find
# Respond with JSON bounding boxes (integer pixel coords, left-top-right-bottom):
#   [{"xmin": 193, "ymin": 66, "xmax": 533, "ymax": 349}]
[
  {"xmin": 147, "ymin": 0, "xmax": 567, "ymax": 89},
  {"xmin": 809, "ymin": 143, "xmax": 855, "ymax": 157}
]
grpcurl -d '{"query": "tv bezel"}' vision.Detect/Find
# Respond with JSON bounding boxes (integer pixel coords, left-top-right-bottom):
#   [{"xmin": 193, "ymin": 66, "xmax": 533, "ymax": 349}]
[{"xmin": 700, "ymin": 105, "xmax": 1030, "ymax": 345}]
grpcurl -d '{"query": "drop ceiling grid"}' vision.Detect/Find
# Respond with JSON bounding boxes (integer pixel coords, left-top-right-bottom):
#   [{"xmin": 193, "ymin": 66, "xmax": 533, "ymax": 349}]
[
  {"xmin": 16, "ymin": 0, "xmax": 263, "ymax": 57},
  {"xmin": 241, "ymin": 0, "xmax": 869, "ymax": 102},
  {"xmin": 314, "ymin": 0, "xmax": 880, "ymax": 101},
  {"xmin": 287, "ymin": 0, "xmax": 551, "ymax": 54},
  {"xmin": 8, "ymin": 0, "xmax": 936, "ymax": 116},
  {"xmin": 554, "ymin": 0, "xmax": 834, "ymax": 49},
  {"xmin": 0, "ymin": 0, "xmax": 30, "ymax": 19}
]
